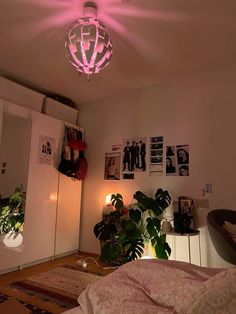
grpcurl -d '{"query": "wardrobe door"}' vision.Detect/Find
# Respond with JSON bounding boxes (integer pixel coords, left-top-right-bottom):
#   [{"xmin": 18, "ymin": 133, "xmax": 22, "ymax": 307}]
[
  {"xmin": 54, "ymin": 173, "xmax": 82, "ymax": 256},
  {"xmin": 0, "ymin": 100, "xmax": 31, "ymax": 273},
  {"xmin": 23, "ymin": 111, "xmax": 62, "ymax": 264}
]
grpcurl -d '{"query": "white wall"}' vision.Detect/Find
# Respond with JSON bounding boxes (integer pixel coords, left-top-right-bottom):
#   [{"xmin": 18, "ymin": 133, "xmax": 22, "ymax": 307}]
[{"xmin": 78, "ymin": 65, "xmax": 236, "ymax": 268}]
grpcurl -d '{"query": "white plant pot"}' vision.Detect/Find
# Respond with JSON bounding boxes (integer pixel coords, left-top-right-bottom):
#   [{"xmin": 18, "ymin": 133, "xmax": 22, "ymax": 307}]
[{"xmin": 2, "ymin": 232, "xmax": 23, "ymax": 248}]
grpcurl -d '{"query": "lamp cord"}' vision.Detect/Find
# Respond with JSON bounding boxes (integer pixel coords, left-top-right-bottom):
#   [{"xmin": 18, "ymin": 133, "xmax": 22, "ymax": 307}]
[{"xmin": 76, "ymin": 255, "xmax": 118, "ymax": 270}]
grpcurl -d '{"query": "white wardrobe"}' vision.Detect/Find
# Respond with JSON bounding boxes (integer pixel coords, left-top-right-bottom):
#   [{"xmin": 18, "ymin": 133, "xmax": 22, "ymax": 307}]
[{"xmin": 0, "ymin": 99, "xmax": 82, "ymax": 274}]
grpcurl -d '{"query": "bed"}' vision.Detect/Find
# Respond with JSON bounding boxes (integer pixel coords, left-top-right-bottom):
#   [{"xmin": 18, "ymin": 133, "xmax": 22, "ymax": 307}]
[{"xmin": 62, "ymin": 259, "xmax": 236, "ymax": 314}]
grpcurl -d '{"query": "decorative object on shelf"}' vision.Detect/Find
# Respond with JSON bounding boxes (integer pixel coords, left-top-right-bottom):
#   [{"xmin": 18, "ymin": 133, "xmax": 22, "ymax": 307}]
[
  {"xmin": 0, "ymin": 187, "xmax": 25, "ymax": 248},
  {"xmin": 65, "ymin": 2, "xmax": 113, "ymax": 79},
  {"xmin": 94, "ymin": 188, "xmax": 171, "ymax": 264},
  {"xmin": 174, "ymin": 196, "xmax": 195, "ymax": 233},
  {"xmin": 161, "ymin": 219, "xmax": 172, "ymax": 233}
]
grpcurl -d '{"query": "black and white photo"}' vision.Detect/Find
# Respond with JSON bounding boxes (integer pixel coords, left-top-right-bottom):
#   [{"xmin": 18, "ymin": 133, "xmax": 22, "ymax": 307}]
[
  {"xmin": 149, "ymin": 135, "xmax": 164, "ymax": 176},
  {"xmin": 166, "ymin": 156, "xmax": 176, "ymax": 175},
  {"xmin": 150, "ymin": 157, "xmax": 163, "ymax": 164},
  {"xmin": 176, "ymin": 145, "xmax": 189, "ymax": 164},
  {"xmin": 150, "ymin": 150, "xmax": 163, "ymax": 157},
  {"xmin": 104, "ymin": 153, "xmax": 121, "ymax": 180},
  {"xmin": 122, "ymin": 138, "xmax": 147, "ymax": 172},
  {"xmin": 150, "ymin": 143, "xmax": 163, "ymax": 150},
  {"xmin": 150, "ymin": 136, "xmax": 163, "ymax": 143},
  {"xmin": 178, "ymin": 164, "xmax": 189, "ymax": 176}
]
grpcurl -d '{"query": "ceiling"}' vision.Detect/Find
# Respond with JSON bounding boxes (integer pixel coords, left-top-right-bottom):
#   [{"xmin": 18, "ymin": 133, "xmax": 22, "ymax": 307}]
[{"xmin": 0, "ymin": 0, "xmax": 236, "ymax": 104}]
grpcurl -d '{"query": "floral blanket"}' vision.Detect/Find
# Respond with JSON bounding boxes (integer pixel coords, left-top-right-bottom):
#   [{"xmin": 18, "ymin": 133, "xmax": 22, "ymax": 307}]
[{"xmin": 62, "ymin": 259, "xmax": 236, "ymax": 314}]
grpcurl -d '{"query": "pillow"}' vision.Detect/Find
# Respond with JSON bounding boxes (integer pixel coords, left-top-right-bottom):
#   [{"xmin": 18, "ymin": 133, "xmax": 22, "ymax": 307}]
[
  {"xmin": 223, "ymin": 221, "xmax": 236, "ymax": 235},
  {"xmin": 223, "ymin": 221, "xmax": 236, "ymax": 242},
  {"xmin": 176, "ymin": 268, "xmax": 236, "ymax": 314}
]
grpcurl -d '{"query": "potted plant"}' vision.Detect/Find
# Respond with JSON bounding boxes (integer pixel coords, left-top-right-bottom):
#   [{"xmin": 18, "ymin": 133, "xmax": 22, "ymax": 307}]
[
  {"xmin": 0, "ymin": 187, "xmax": 25, "ymax": 248},
  {"xmin": 94, "ymin": 188, "xmax": 171, "ymax": 264}
]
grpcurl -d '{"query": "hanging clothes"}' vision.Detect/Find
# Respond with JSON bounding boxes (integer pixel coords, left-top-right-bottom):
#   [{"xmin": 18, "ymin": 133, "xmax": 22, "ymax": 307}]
[{"xmin": 58, "ymin": 126, "xmax": 88, "ymax": 180}]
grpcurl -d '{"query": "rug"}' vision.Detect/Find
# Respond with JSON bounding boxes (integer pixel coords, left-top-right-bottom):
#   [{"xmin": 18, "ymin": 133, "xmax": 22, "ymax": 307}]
[
  {"xmin": 0, "ymin": 265, "xmax": 103, "ymax": 314},
  {"xmin": 0, "ymin": 291, "xmax": 53, "ymax": 314}
]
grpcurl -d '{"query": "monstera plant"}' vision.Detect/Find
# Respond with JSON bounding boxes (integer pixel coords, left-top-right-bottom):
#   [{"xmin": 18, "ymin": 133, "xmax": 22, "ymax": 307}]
[{"xmin": 94, "ymin": 188, "xmax": 171, "ymax": 264}]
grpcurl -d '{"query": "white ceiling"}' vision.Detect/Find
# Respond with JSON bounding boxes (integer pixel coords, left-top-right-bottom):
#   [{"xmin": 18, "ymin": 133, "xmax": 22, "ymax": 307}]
[{"xmin": 0, "ymin": 0, "xmax": 236, "ymax": 104}]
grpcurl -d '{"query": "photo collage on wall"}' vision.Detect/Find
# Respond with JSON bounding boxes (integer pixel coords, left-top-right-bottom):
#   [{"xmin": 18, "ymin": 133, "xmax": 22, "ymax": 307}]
[
  {"xmin": 149, "ymin": 136, "xmax": 164, "ymax": 177},
  {"xmin": 166, "ymin": 144, "xmax": 189, "ymax": 176},
  {"xmin": 104, "ymin": 138, "xmax": 147, "ymax": 180},
  {"xmin": 104, "ymin": 137, "xmax": 189, "ymax": 180}
]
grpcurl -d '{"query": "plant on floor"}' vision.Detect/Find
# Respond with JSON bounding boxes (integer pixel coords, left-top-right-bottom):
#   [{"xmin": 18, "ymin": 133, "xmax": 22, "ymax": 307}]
[
  {"xmin": 94, "ymin": 188, "xmax": 171, "ymax": 264},
  {"xmin": 0, "ymin": 187, "xmax": 25, "ymax": 235}
]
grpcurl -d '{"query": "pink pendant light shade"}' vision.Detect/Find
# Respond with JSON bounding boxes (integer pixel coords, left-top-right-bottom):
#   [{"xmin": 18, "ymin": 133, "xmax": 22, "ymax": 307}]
[{"xmin": 65, "ymin": 3, "xmax": 113, "ymax": 75}]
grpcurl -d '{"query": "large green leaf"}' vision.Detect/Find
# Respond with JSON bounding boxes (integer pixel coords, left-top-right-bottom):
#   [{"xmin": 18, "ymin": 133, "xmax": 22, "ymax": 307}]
[
  {"xmin": 152, "ymin": 234, "xmax": 171, "ymax": 259},
  {"xmin": 155, "ymin": 189, "xmax": 171, "ymax": 210},
  {"xmin": 101, "ymin": 242, "xmax": 123, "ymax": 262},
  {"xmin": 164, "ymin": 242, "xmax": 171, "ymax": 257},
  {"xmin": 154, "ymin": 242, "xmax": 169, "ymax": 259},
  {"xmin": 93, "ymin": 221, "xmax": 118, "ymax": 241},
  {"xmin": 133, "ymin": 191, "xmax": 152, "ymax": 212},
  {"xmin": 124, "ymin": 238, "xmax": 144, "ymax": 260},
  {"xmin": 146, "ymin": 217, "xmax": 161, "ymax": 238},
  {"xmin": 111, "ymin": 193, "xmax": 124, "ymax": 210},
  {"xmin": 129, "ymin": 208, "xmax": 141, "ymax": 224},
  {"xmin": 134, "ymin": 189, "xmax": 171, "ymax": 216},
  {"xmin": 121, "ymin": 220, "xmax": 142, "ymax": 239}
]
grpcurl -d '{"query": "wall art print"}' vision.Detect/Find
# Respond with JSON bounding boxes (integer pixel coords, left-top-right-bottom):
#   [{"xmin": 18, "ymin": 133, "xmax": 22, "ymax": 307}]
[
  {"xmin": 38, "ymin": 135, "xmax": 55, "ymax": 165},
  {"xmin": 176, "ymin": 144, "xmax": 189, "ymax": 176},
  {"xmin": 112, "ymin": 144, "xmax": 122, "ymax": 152},
  {"xmin": 149, "ymin": 136, "xmax": 164, "ymax": 176},
  {"xmin": 166, "ymin": 145, "xmax": 177, "ymax": 176},
  {"xmin": 165, "ymin": 144, "xmax": 189, "ymax": 176},
  {"xmin": 122, "ymin": 137, "xmax": 147, "ymax": 173},
  {"xmin": 104, "ymin": 152, "xmax": 121, "ymax": 180}
]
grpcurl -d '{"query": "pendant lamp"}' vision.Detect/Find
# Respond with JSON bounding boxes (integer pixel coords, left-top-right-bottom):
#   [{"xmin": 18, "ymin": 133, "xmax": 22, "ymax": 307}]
[{"xmin": 65, "ymin": 2, "xmax": 113, "ymax": 78}]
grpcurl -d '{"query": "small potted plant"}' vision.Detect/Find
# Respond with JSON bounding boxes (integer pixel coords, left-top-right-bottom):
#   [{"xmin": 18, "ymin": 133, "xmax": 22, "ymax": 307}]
[
  {"xmin": 0, "ymin": 187, "xmax": 25, "ymax": 248},
  {"xmin": 94, "ymin": 188, "xmax": 171, "ymax": 264}
]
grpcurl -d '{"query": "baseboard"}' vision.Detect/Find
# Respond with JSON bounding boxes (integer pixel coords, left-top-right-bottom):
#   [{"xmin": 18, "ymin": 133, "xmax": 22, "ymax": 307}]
[
  {"xmin": 54, "ymin": 250, "xmax": 78, "ymax": 259},
  {"xmin": 78, "ymin": 250, "xmax": 99, "ymax": 258},
  {"xmin": 0, "ymin": 251, "xmax": 78, "ymax": 275},
  {"xmin": 0, "ymin": 266, "xmax": 19, "ymax": 276}
]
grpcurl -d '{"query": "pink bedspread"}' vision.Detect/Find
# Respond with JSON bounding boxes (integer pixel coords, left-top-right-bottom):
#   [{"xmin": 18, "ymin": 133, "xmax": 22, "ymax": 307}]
[{"xmin": 76, "ymin": 259, "xmax": 229, "ymax": 314}]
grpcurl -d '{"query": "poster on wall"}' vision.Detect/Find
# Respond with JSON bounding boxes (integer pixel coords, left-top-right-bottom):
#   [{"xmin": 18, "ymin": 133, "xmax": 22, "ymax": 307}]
[
  {"xmin": 104, "ymin": 152, "xmax": 121, "ymax": 180},
  {"xmin": 165, "ymin": 144, "xmax": 189, "ymax": 176},
  {"xmin": 166, "ymin": 145, "xmax": 177, "ymax": 176},
  {"xmin": 149, "ymin": 136, "xmax": 164, "ymax": 176},
  {"xmin": 112, "ymin": 144, "xmax": 122, "ymax": 152},
  {"xmin": 38, "ymin": 135, "xmax": 55, "ymax": 165},
  {"xmin": 176, "ymin": 145, "xmax": 189, "ymax": 176},
  {"xmin": 122, "ymin": 137, "xmax": 147, "ymax": 173},
  {"xmin": 123, "ymin": 173, "xmax": 134, "ymax": 180}
]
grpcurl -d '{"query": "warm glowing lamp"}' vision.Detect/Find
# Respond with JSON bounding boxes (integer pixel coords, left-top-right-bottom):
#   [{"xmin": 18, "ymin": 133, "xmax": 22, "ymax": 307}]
[
  {"xmin": 141, "ymin": 241, "xmax": 156, "ymax": 259},
  {"xmin": 65, "ymin": 2, "xmax": 113, "ymax": 78},
  {"xmin": 102, "ymin": 194, "xmax": 114, "ymax": 218},
  {"xmin": 105, "ymin": 193, "xmax": 112, "ymax": 205}
]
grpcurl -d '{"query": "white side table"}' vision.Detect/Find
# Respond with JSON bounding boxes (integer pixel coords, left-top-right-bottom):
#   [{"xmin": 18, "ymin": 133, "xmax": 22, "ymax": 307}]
[{"xmin": 164, "ymin": 230, "xmax": 201, "ymax": 266}]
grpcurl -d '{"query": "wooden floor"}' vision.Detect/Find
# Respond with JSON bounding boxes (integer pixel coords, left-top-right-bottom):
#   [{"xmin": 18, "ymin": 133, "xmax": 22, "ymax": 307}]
[{"xmin": 0, "ymin": 251, "xmax": 114, "ymax": 288}]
